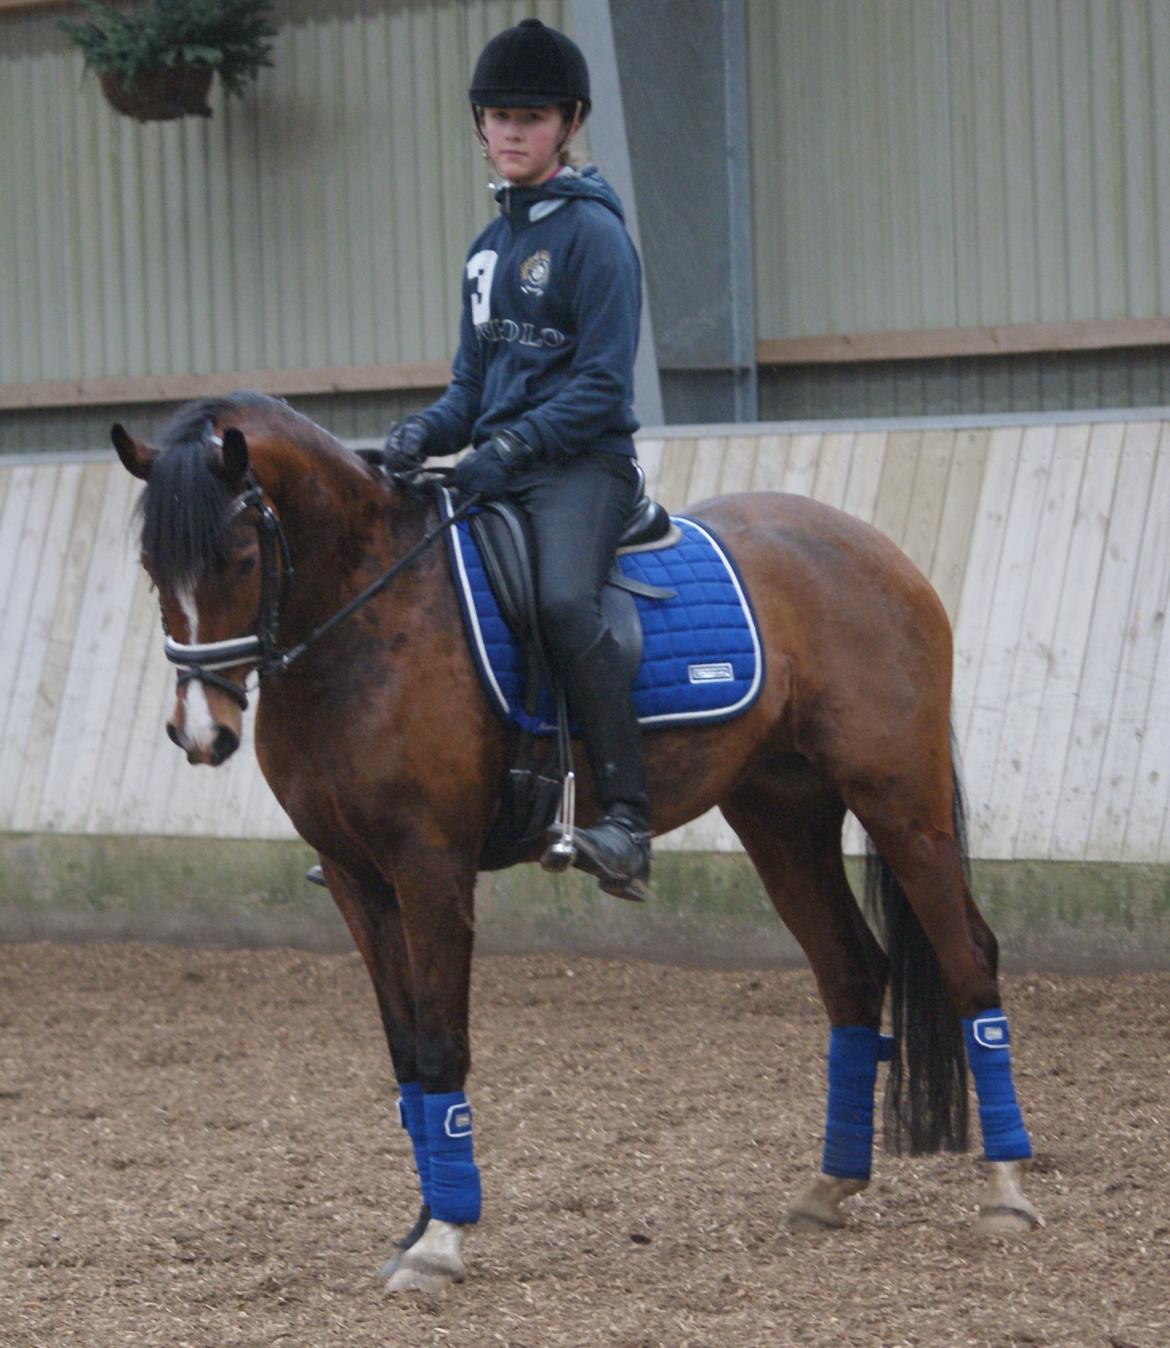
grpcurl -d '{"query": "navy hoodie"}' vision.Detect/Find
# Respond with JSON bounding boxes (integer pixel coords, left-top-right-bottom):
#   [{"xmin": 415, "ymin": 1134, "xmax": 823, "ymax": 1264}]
[{"xmin": 418, "ymin": 165, "xmax": 641, "ymax": 459}]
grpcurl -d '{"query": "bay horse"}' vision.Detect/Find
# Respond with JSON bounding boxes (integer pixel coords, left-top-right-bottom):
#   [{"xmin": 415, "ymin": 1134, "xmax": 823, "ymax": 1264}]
[{"xmin": 113, "ymin": 392, "xmax": 1040, "ymax": 1294}]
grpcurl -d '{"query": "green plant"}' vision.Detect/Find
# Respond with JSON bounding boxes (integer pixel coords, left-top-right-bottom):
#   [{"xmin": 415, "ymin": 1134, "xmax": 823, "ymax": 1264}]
[{"xmin": 60, "ymin": 0, "xmax": 277, "ymax": 98}]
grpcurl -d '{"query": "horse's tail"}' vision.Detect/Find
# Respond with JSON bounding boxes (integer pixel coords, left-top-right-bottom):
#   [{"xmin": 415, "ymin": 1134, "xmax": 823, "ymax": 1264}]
[{"xmin": 864, "ymin": 732, "xmax": 970, "ymax": 1155}]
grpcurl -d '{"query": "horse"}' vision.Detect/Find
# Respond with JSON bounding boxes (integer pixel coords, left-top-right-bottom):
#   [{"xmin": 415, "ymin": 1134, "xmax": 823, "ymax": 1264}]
[{"xmin": 112, "ymin": 391, "xmax": 1040, "ymax": 1294}]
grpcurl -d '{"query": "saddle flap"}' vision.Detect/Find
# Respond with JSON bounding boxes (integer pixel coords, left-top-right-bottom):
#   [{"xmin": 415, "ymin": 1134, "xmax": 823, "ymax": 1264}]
[{"xmin": 467, "ymin": 500, "xmax": 643, "ymax": 687}]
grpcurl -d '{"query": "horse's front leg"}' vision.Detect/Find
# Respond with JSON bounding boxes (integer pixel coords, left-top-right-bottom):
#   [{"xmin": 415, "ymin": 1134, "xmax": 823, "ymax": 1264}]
[
  {"xmin": 379, "ymin": 845, "xmax": 480, "ymax": 1295},
  {"xmin": 318, "ymin": 861, "xmax": 434, "ymax": 1275}
]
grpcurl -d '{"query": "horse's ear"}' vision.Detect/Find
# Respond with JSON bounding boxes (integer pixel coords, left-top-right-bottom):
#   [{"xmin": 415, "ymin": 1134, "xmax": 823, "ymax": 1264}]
[
  {"xmin": 111, "ymin": 423, "xmax": 157, "ymax": 480},
  {"xmin": 216, "ymin": 426, "xmax": 250, "ymax": 487}
]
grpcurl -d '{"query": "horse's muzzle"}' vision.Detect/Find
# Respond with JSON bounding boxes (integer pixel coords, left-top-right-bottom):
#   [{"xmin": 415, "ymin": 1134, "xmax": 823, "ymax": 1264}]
[{"xmin": 167, "ymin": 718, "xmax": 241, "ymax": 766}]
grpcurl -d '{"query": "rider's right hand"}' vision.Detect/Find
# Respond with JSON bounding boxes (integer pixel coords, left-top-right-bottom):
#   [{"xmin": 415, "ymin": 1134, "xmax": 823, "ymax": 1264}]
[{"xmin": 383, "ymin": 416, "xmax": 432, "ymax": 473}]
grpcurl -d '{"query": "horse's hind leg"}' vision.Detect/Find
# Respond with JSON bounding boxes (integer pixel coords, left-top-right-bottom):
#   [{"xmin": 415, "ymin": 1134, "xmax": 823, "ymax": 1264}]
[
  {"xmin": 721, "ymin": 761, "xmax": 889, "ymax": 1232},
  {"xmin": 852, "ymin": 776, "xmax": 1041, "ymax": 1233}
]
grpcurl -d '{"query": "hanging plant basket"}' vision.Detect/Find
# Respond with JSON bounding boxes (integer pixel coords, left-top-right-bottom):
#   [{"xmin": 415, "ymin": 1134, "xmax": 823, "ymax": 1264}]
[
  {"xmin": 61, "ymin": 1, "xmax": 276, "ymax": 123},
  {"xmin": 98, "ymin": 63, "xmax": 214, "ymax": 122}
]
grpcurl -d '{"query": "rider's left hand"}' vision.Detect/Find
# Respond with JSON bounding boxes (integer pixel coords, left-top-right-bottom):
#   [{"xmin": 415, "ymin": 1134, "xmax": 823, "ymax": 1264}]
[{"xmin": 451, "ymin": 429, "xmax": 538, "ymax": 500}]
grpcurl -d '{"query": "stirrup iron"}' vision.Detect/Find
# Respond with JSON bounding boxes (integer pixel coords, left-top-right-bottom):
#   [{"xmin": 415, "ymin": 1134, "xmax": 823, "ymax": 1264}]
[{"xmin": 541, "ymin": 770, "xmax": 578, "ymax": 872}]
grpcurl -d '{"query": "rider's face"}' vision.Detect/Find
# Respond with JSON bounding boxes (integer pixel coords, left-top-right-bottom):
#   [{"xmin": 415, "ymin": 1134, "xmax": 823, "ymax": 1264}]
[{"xmin": 482, "ymin": 105, "xmax": 576, "ymax": 186}]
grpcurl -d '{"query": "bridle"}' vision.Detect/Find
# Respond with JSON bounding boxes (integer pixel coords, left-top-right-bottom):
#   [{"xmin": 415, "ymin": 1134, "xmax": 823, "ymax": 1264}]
[
  {"xmin": 162, "ymin": 478, "xmax": 294, "ymax": 712},
  {"xmin": 162, "ymin": 462, "xmax": 479, "ymax": 713}
]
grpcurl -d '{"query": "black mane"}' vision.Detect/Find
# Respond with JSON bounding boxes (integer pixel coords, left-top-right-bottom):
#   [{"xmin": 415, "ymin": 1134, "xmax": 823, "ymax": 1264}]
[{"xmin": 138, "ymin": 391, "xmax": 319, "ymax": 588}]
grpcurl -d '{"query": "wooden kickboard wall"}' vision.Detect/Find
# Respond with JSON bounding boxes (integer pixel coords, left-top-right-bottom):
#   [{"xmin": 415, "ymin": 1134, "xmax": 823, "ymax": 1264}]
[{"xmin": 1, "ymin": 418, "xmax": 1167, "ymax": 863}]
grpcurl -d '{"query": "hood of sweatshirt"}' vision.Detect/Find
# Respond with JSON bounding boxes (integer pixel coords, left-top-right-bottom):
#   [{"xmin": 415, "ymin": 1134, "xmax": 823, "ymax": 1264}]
[{"xmin": 493, "ymin": 164, "xmax": 626, "ymax": 227}]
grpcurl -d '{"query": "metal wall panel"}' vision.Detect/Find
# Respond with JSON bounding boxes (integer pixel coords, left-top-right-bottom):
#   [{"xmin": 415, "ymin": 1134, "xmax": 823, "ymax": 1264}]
[
  {"xmin": 0, "ymin": 0, "xmax": 575, "ymax": 390},
  {"xmin": 758, "ymin": 347, "xmax": 1170, "ymax": 422},
  {"xmin": 3, "ymin": 417, "xmax": 1168, "ymax": 864},
  {"xmin": 747, "ymin": 0, "xmax": 1170, "ymax": 341}
]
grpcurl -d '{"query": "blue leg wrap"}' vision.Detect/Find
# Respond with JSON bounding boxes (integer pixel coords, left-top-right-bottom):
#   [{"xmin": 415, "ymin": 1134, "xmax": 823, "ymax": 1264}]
[
  {"xmin": 963, "ymin": 1011, "xmax": 1033, "ymax": 1162},
  {"xmin": 396, "ymin": 1080, "xmax": 431, "ymax": 1207},
  {"xmin": 822, "ymin": 1025, "xmax": 884, "ymax": 1180},
  {"xmin": 423, "ymin": 1090, "xmax": 482, "ymax": 1225}
]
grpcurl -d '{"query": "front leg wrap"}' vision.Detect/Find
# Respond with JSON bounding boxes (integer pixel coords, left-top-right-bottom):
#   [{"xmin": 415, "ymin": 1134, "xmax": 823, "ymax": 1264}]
[
  {"xmin": 398, "ymin": 1080, "xmax": 432, "ymax": 1205},
  {"xmin": 423, "ymin": 1091, "xmax": 482, "ymax": 1225}
]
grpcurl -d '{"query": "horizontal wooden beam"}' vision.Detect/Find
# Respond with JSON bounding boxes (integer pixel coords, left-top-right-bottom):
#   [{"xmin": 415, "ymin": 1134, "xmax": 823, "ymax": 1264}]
[
  {"xmin": 756, "ymin": 317, "xmax": 1170, "ymax": 366},
  {"xmin": 0, "ymin": 1, "xmax": 78, "ymax": 13},
  {"xmin": 0, "ymin": 362, "xmax": 451, "ymax": 412}
]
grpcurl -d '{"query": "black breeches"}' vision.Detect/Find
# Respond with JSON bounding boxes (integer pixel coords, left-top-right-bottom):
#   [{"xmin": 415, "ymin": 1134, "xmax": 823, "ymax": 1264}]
[{"xmin": 508, "ymin": 451, "xmax": 640, "ymax": 666}]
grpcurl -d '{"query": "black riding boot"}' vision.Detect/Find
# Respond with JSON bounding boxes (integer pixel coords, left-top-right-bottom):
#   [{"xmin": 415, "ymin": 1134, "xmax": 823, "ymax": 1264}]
[{"xmin": 556, "ymin": 631, "xmax": 653, "ymax": 900}]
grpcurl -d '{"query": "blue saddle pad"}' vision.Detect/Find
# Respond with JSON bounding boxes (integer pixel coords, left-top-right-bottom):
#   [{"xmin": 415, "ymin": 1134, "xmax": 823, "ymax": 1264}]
[{"xmin": 441, "ymin": 489, "xmax": 763, "ymax": 735}]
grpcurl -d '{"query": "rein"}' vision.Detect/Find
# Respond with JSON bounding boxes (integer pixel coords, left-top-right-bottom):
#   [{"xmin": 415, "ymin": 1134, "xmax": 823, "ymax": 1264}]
[{"xmin": 164, "ymin": 470, "xmax": 479, "ymax": 709}]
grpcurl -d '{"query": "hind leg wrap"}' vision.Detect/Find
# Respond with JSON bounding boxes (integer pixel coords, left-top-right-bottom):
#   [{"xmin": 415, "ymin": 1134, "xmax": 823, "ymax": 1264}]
[{"xmin": 963, "ymin": 1011, "xmax": 1032, "ymax": 1162}]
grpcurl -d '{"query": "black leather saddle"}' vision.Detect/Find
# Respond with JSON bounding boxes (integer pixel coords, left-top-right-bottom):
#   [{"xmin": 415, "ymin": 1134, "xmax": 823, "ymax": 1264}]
[{"xmin": 468, "ymin": 467, "xmax": 678, "ymax": 708}]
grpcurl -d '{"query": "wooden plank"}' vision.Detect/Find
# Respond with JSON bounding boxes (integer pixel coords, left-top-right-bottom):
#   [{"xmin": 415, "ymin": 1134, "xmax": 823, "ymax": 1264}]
[
  {"xmin": 1120, "ymin": 437, "xmax": 1170, "ymax": 861},
  {"xmin": 36, "ymin": 467, "xmax": 139, "ymax": 831},
  {"xmin": 928, "ymin": 427, "xmax": 990, "ymax": 621},
  {"xmin": 961, "ymin": 425, "xmax": 1057, "ymax": 857},
  {"xmin": 755, "ymin": 316, "xmax": 1170, "ymax": 366},
  {"xmin": 748, "ymin": 434, "xmax": 791, "ymax": 495},
  {"xmin": 779, "ymin": 433, "xmax": 821, "ymax": 498},
  {"xmin": 1013, "ymin": 423, "xmax": 1124, "ymax": 858},
  {"xmin": 840, "ymin": 430, "xmax": 887, "ymax": 523},
  {"xmin": 901, "ymin": 428, "xmax": 953, "ymax": 576},
  {"xmin": 0, "ymin": 467, "xmax": 60, "ymax": 749},
  {"xmin": 0, "ymin": 467, "xmax": 82, "ymax": 827},
  {"xmin": 716, "ymin": 436, "xmax": 758, "ymax": 497},
  {"xmin": 984, "ymin": 423, "xmax": 1089, "ymax": 858},
  {"xmin": 953, "ymin": 427, "xmax": 1024, "ymax": 755},
  {"xmin": 655, "ymin": 438, "xmax": 697, "ymax": 513},
  {"xmin": 810, "ymin": 432, "xmax": 854, "ymax": 510},
  {"xmin": 10, "ymin": 463, "xmax": 108, "ymax": 830},
  {"xmin": 0, "ymin": 466, "xmax": 36, "ymax": 635},
  {"xmin": 1087, "ymin": 424, "xmax": 1170, "ymax": 860},
  {"xmin": 1050, "ymin": 422, "xmax": 1161, "ymax": 860},
  {"xmin": 0, "ymin": 362, "xmax": 452, "ymax": 411},
  {"xmin": 634, "ymin": 437, "xmax": 665, "ymax": 498},
  {"xmin": 106, "ymin": 570, "xmax": 174, "ymax": 830},
  {"xmin": 870, "ymin": 431, "xmax": 922, "ymax": 549},
  {"xmin": 686, "ymin": 437, "xmax": 727, "ymax": 509}
]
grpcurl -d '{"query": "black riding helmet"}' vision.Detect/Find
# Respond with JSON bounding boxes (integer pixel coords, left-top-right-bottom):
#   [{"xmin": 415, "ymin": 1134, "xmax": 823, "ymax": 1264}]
[{"xmin": 469, "ymin": 17, "xmax": 591, "ymax": 116}]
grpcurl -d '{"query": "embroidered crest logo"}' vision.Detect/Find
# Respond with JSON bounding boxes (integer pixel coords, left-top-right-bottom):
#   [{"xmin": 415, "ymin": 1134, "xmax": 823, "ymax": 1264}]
[{"xmin": 519, "ymin": 249, "xmax": 551, "ymax": 296}]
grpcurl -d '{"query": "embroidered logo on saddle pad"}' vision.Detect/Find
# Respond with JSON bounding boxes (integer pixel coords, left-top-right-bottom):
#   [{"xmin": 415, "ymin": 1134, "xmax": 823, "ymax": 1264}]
[{"xmin": 444, "ymin": 497, "xmax": 763, "ymax": 734}]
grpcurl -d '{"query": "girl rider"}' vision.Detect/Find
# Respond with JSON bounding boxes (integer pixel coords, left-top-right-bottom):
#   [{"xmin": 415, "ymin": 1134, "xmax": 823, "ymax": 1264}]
[{"xmin": 385, "ymin": 17, "xmax": 652, "ymax": 898}]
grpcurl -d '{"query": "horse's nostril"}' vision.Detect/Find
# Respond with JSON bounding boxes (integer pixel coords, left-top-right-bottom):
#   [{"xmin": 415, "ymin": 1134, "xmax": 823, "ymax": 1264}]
[
  {"xmin": 166, "ymin": 722, "xmax": 183, "ymax": 748},
  {"xmin": 211, "ymin": 726, "xmax": 240, "ymax": 764}
]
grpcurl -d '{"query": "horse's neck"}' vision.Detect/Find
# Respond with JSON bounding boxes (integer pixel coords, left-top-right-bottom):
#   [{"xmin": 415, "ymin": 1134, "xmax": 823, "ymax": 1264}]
[{"xmin": 264, "ymin": 445, "xmax": 433, "ymax": 628}]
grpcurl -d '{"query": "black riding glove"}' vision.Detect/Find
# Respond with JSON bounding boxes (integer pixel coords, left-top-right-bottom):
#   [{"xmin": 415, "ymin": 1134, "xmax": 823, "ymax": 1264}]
[
  {"xmin": 383, "ymin": 416, "xmax": 432, "ymax": 473},
  {"xmin": 451, "ymin": 429, "xmax": 539, "ymax": 501}
]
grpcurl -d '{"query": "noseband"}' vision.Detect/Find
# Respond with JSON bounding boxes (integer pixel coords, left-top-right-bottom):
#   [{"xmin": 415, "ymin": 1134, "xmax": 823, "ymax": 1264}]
[{"xmin": 162, "ymin": 480, "xmax": 294, "ymax": 712}]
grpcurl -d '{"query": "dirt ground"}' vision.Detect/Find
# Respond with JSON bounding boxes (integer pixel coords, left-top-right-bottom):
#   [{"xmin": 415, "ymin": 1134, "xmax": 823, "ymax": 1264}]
[{"xmin": 1, "ymin": 942, "xmax": 1167, "ymax": 1348}]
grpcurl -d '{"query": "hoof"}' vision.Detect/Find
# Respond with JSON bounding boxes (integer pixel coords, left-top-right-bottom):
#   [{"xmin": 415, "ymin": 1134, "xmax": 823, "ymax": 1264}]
[
  {"xmin": 385, "ymin": 1261, "xmax": 462, "ymax": 1293},
  {"xmin": 378, "ymin": 1204, "xmax": 431, "ymax": 1280},
  {"xmin": 787, "ymin": 1173, "xmax": 868, "ymax": 1231},
  {"xmin": 976, "ymin": 1201, "xmax": 1043, "ymax": 1235},
  {"xmin": 977, "ymin": 1159, "xmax": 1044, "ymax": 1234},
  {"xmin": 384, "ymin": 1218, "xmax": 466, "ymax": 1295}
]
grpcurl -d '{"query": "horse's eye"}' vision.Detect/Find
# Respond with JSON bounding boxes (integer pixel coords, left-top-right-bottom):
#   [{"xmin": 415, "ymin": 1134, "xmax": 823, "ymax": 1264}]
[{"xmin": 238, "ymin": 555, "xmax": 257, "ymax": 577}]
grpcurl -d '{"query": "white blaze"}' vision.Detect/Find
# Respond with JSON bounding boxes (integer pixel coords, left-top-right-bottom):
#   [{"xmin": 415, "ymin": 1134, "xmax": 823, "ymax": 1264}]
[{"xmin": 176, "ymin": 585, "xmax": 216, "ymax": 749}]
